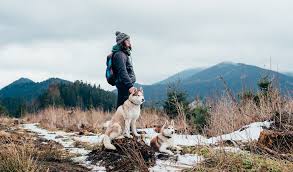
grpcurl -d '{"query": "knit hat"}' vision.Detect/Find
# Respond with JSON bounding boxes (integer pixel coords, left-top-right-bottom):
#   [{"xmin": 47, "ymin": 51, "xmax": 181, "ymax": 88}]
[{"xmin": 115, "ymin": 31, "xmax": 130, "ymax": 44}]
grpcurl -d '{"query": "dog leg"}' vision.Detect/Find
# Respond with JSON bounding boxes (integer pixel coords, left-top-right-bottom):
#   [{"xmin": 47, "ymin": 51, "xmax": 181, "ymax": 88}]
[
  {"xmin": 131, "ymin": 119, "xmax": 140, "ymax": 137},
  {"xmin": 103, "ymin": 134, "xmax": 116, "ymax": 150},
  {"xmin": 103, "ymin": 123, "xmax": 122, "ymax": 150},
  {"xmin": 124, "ymin": 119, "xmax": 133, "ymax": 138},
  {"xmin": 159, "ymin": 144, "xmax": 174, "ymax": 155}
]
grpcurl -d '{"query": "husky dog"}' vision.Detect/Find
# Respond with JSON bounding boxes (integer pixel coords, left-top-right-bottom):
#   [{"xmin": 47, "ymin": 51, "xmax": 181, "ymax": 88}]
[
  {"xmin": 103, "ymin": 87, "xmax": 144, "ymax": 150},
  {"xmin": 150, "ymin": 120, "xmax": 182, "ymax": 155}
]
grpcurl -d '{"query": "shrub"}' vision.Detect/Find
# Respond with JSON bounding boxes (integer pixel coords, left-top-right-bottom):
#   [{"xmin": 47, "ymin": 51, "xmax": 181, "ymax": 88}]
[
  {"xmin": 163, "ymin": 86, "xmax": 189, "ymax": 119},
  {"xmin": 190, "ymin": 106, "xmax": 210, "ymax": 133},
  {"xmin": 238, "ymin": 90, "xmax": 260, "ymax": 106}
]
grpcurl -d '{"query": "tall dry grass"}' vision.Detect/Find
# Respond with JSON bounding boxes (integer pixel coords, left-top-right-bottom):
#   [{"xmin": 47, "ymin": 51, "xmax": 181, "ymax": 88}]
[
  {"xmin": 23, "ymin": 107, "xmax": 172, "ymax": 132},
  {"xmin": 206, "ymin": 89, "xmax": 293, "ymax": 136},
  {"xmin": 23, "ymin": 88, "xmax": 292, "ymax": 136},
  {"xmin": 182, "ymin": 146, "xmax": 293, "ymax": 172},
  {"xmin": 0, "ymin": 136, "xmax": 40, "ymax": 172},
  {"xmin": 0, "ymin": 129, "xmax": 81, "ymax": 172},
  {"xmin": 24, "ymin": 107, "xmax": 112, "ymax": 132},
  {"xmin": 136, "ymin": 108, "xmax": 170, "ymax": 128}
]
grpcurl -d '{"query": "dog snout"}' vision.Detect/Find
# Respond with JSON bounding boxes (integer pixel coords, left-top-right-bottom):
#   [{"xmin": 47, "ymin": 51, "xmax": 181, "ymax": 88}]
[{"xmin": 142, "ymin": 98, "xmax": 145, "ymax": 102}]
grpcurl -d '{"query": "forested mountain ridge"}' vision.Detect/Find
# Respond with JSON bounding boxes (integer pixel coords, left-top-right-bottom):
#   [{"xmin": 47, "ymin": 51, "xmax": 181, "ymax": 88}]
[{"xmin": 0, "ymin": 79, "xmax": 116, "ymax": 117}]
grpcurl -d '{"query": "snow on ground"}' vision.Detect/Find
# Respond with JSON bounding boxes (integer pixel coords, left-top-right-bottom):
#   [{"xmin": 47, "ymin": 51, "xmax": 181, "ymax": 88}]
[
  {"xmin": 150, "ymin": 154, "xmax": 204, "ymax": 172},
  {"xmin": 23, "ymin": 123, "xmax": 77, "ymax": 148},
  {"xmin": 21, "ymin": 121, "xmax": 271, "ymax": 172},
  {"xmin": 207, "ymin": 121, "xmax": 271, "ymax": 144},
  {"xmin": 77, "ymin": 135, "xmax": 104, "ymax": 144},
  {"xmin": 139, "ymin": 121, "xmax": 271, "ymax": 146},
  {"xmin": 22, "ymin": 123, "xmax": 105, "ymax": 172}
]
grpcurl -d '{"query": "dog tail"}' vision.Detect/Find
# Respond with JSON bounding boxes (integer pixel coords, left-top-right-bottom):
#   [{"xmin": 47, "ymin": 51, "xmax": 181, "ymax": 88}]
[{"xmin": 102, "ymin": 134, "xmax": 116, "ymax": 150}]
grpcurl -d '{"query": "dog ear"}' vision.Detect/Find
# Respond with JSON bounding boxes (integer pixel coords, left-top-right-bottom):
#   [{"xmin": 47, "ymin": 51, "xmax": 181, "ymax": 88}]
[
  {"xmin": 139, "ymin": 87, "xmax": 143, "ymax": 93},
  {"xmin": 171, "ymin": 120, "xmax": 175, "ymax": 127},
  {"xmin": 132, "ymin": 88, "xmax": 139, "ymax": 96},
  {"xmin": 160, "ymin": 121, "xmax": 167, "ymax": 133}
]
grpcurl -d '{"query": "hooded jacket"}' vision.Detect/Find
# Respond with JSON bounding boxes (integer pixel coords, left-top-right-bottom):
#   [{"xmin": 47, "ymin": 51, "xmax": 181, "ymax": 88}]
[{"xmin": 112, "ymin": 44, "xmax": 136, "ymax": 89}]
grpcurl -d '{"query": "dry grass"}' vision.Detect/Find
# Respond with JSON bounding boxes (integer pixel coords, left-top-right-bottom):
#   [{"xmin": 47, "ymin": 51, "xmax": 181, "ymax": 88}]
[
  {"xmin": 0, "ymin": 117, "xmax": 88, "ymax": 172},
  {"xmin": 0, "ymin": 141, "xmax": 40, "ymax": 172},
  {"xmin": 136, "ymin": 108, "xmax": 170, "ymax": 128},
  {"xmin": 23, "ymin": 107, "xmax": 112, "ymax": 133},
  {"xmin": 23, "ymin": 107, "xmax": 173, "ymax": 132},
  {"xmin": 206, "ymin": 89, "xmax": 293, "ymax": 136},
  {"xmin": 0, "ymin": 116, "xmax": 20, "ymax": 127},
  {"xmin": 23, "ymin": 89, "xmax": 292, "ymax": 137},
  {"xmin": 0, "ymin": 138, "xmax": 87, "ymax": 172}
]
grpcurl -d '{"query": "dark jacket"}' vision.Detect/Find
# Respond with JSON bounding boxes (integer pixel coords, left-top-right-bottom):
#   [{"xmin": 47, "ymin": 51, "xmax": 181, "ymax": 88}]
[{"xmin": 112, "ymin": 51, "xmax": 136, "ymax": 89}]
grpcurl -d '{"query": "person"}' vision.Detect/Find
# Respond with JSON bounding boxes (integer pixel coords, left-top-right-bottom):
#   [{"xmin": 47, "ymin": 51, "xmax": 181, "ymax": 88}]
[{"xmin": 111, "ymin": 31, "xmax": 136, "ymax": 108}]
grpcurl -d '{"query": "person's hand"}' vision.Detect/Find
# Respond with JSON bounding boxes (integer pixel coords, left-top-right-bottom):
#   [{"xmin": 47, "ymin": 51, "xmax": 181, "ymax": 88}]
[{"xmin": 129, "ymin": 87, "xmax": 137, "ymax": 94}]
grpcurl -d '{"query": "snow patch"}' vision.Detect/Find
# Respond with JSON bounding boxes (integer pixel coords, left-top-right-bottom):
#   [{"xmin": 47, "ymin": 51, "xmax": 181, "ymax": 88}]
[
  {"xmin": 150, "ymin": 154, "xmax": 204, "ymax": 172},
  {"xmin": 22, "ymin": 120, "xmax": 271, "ymax": 171},
  {"xmin": 140, "ymin": 121, "xmax": 271, "ymax": 146},
  {"xmin": 22, "ymin": 123, "xmax": 103, "ymax": 171},
  {"xmin": 207, "ymin": 121, "xmax": 271, "ymax": 145}
]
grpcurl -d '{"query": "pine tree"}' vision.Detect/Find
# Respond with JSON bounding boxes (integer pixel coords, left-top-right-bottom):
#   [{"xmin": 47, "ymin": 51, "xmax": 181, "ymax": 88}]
[
  {"xmin": 0, "ymin": 104, "xmax": 7, "ymax": 115},
  {"xmin": 257, "ymin": 75, "xmax": 272, "ymax": 97},
  {"xmin": 163, "ymin": 86, "xmax": 189, "ymax": 118}
]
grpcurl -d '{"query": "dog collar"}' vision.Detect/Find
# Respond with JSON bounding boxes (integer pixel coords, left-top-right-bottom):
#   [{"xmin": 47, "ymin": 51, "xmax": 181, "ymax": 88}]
[
  {"xmin": 129, "ymin": 99, "xmax": 140, "ymax": 106},
  {"xmin": 163, "ymin": 134, "xmax": 172, "ymax": 139}
]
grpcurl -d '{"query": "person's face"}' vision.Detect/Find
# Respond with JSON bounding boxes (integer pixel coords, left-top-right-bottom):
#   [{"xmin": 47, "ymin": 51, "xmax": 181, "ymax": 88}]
[{"xmin": 123, "ymin": 39, "xmax": 131, "ymax": 48}]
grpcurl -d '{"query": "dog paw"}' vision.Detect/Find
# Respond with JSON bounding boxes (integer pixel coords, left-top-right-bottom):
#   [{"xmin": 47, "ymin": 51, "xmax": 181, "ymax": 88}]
[
  {"xmin": 109, "ymin": 146, "xmax": 117, "ymax": 150},
  {"xmin": 134, "ymin": 134, "xmax": 141, "ymax": 137},
  {"xmin": 105, "ymin": 144, "xmax": 116, "ymax": 150},
  {"xmin": 116, "ymin": 135, "xmax": 125, "ymax": 139},
  {"xmin": 125, "ymin": 134, "xmax": 133, "ymax": 139}
]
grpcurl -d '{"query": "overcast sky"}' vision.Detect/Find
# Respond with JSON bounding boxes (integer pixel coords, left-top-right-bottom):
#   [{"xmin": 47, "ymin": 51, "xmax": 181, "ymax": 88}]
[{"xmin": 0, "ymin": 0, "xmax": 292, "ymax": 90}]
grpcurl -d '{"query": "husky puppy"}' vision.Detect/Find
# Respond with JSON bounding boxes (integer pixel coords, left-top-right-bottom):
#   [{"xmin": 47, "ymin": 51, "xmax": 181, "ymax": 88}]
[
  {"xmin": 150, "ymin": 120, "xmax": 182, "ymax": 155},
  {"xmin": 103, "ymin": 88, "xmax": 144, "ymax": 150}
]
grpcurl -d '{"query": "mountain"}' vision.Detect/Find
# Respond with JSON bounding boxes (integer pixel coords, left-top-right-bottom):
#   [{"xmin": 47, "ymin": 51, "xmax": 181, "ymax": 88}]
[
  {"xmin": 154, "ymin": 68, "xmax": 203, "ymax": 85},
  {"xmin": 183, "ymin": 62, "xmax": 293, "ymax": 96},
  {"xmin": 285, "ymin": 72, "xmax": 293, "ymax": 77},
  {"xmin": 0, "ymin": 78, "xmax": 71, "ymax": 100},
  {"xmin": 0, "ymin": 78, "xmax": 116, "ymax": 117},
  {"xmin": 10, "ymin": 77, "xmax": 34, "ymax": 86},
  {"xmin": 139, "ymin": 62, "xmax": 293, "ymax": 105},
  {"xmin": 1, "ymin": 62, "xmax": 293, "ymax": 110}
]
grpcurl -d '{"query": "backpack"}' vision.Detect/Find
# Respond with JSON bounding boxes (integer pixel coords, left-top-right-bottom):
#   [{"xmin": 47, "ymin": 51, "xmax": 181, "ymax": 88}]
[{"xmin": 105, "ymin": 53, "xmax": 116, "ymax": 86}]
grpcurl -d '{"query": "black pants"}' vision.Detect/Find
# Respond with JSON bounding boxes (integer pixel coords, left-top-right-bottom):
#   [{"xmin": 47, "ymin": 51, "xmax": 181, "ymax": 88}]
[{"xmin": 116, "ymin": 86, "xmax": 130, "ymax": 109}]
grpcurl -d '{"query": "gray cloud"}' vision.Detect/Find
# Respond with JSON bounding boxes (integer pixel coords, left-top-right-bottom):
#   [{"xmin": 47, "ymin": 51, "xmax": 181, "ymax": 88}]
[{"xmin": 0, "ymin": 0, "xmax": 293, "ymax": 90}]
